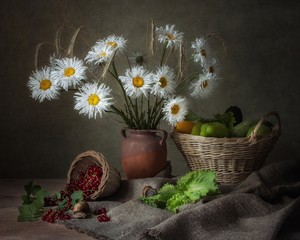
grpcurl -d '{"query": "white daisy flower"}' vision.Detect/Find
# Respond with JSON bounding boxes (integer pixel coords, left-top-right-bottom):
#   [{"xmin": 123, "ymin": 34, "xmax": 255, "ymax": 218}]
[
  {"xmin": 162, "ymin": 96, "xmax": 188, "ymax": 126},
  {"xmin": 74, "ymin": 82, "xmax": 113, "ymax": 119},
  {"xmin": 202, "ymin": 58, "xmax": 222, "ymax": 76},
  {"xmin": 27, "ymin": 67, "xmax": 60, "ymax": 102},
  {"xmin": 52, "ymin": 57, "xmax": 87, "ymax": 91},
  {"xmin": 156, "ymin": 24, "xmax": 183, "ymax": 49},
  {"xmin": 98, "ymin": 35, "xmax": 127, "ymax": 52},
  {"xmin": 189, "ymin": 71, "xmax": 220, "ymax": 98},
  {"xmin": 85, "ymin": 43, "xmax": 114, "ymax": 65},
  {"xmin": 191, "ymin": 37, "xmax": 212, "ymax": 65},
  {"xmin": 151, "ymin": 65, "xmax": 176, "ymax": 98},
  {"xmin": 119, "ymin": 66, "xmax": 152, "ymax": 98}
]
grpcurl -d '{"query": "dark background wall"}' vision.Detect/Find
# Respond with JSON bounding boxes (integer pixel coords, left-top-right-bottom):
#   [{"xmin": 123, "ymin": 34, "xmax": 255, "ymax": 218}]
[{"xmin": 0, "ymin": 0, "xmax": 299, "ymax": 178}]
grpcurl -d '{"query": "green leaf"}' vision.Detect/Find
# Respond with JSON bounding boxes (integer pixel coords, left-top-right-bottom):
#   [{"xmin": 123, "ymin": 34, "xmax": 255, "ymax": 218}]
[
  {"xmin": 185, "ymin": 111, "xmax": 212, "ymax": 123},
  {"xmin": 21, "ymin": 194, "xmax": 32, "ymax": 205},
  {"xmin": 24, "ymin": 180, "xmax": 34, "ymax": 193},
  {"xmin": 166, "ymin": 193, "xmax": 190, "ymax": 213},
  {"xmin": 24, "ymin": 180, "xmax": 41, "ymax": 195},
  {"xmin": 71, "ymin": 191, "xmax": 84, "ymax": 206},
  {"xmin": 18, "ymin": 180, "xmax": 53, "ymax": 222},
  {"xmin": 31, "ymin": 198, "xmax": 44, "ymax": 211},
  {"xmin": 32, "ymin": 185, "xmax": 42, "ymax": 195},
  {"xmin": 55, "ymin": 191, "xmax": 61, "ymax": 199},
  {"xmin": 18, "ymin": 204, "xmax": 39, "ymax": 222},
  {"xmin": 213, "ymin": 112, "xmax": 235, "ymax": 130},
  {"xmin": 35, "ymin": 189, "xmax": 50, "ymax": 202},
  {"xmin": 18, "ymin": 204, "xmax": 34, "ymax": 216},
  {"xmin": 58, "ymin": 198, "xmax": 68, "ymax": 210},
  {"xmin": 185, "ymin": 111, "xmax": 202, "ymax": 122}
]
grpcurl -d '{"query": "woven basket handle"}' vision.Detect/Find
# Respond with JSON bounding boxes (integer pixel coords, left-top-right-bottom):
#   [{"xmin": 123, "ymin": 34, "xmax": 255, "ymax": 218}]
[{"xmin": 249, "ymin": 112, "xmax": 281, "ymax": 141}]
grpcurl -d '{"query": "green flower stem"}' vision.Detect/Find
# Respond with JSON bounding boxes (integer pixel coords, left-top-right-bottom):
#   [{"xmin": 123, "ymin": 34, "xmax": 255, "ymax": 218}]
[
  {"xmin": 109, "ymin": 106, "xmax": 135, "ymax": 128},
  {"xmin": 134, "ymin": 98, "xmax": 140, "ymax": 127},
  {"xmin": 109, "ymin": 61, "xmax": 138, "ymax": 126},
  {"xmin": 152, "ymin": 99, "xmax": 165, "ymax": 127},
  {"xmin": 147, "ymin": 97, "xmax": 164, "ymax": 129},
  {"xmin": 153, "ymin": 112, "xmax": 164, "ymax": 128}
]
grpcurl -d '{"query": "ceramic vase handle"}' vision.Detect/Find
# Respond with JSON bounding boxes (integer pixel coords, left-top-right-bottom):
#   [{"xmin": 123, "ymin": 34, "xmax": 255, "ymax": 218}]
[
  {"xmin": 121, "ymin": 128, "xmax": 128, "ymax": 139},
  {"xmin": 149, "ymin": 129, "xmax": 168, "ymax": 146}
]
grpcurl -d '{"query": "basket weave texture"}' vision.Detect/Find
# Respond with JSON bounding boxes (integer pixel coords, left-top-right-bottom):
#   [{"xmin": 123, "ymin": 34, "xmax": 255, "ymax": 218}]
[
  {"xmin": 171, "ymin": 112, "xmax": 281, "ymax": 184},
  {"xmin": 67, "ymin": 150, "xmax": 121, "ymax": 200}
]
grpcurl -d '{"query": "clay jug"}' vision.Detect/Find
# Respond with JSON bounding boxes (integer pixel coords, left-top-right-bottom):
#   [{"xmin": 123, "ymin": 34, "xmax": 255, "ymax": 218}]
[{"xmin": 120, "ymin": 129, "xmax": 168, "ymax": 179}]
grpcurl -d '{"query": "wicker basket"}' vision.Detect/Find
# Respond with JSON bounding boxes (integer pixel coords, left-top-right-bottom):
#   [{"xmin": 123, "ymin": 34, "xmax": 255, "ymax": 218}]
[
  {"xmin": 171, "ymin": 112, "xmax": 281, "ymax": 184},
  {"xmin": 67, "ymin": 150, "xmax": 121, "ymax": 200}
]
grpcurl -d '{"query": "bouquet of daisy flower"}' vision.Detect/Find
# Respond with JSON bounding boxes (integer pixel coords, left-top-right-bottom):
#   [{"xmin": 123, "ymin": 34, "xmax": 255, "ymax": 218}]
[{"xmin": 27, "ymin": 23, "xmax": 224, "ymax": 130}]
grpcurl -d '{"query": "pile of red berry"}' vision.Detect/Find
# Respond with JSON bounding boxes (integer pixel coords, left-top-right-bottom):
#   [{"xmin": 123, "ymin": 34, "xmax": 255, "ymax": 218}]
[
  {"xmin": 42, "ymin": 209, "xmax": 71, "ymax": 223},
  {"xmin": 42, "ymin": 164, "xmax": 107, "ymax": 224},
  {"xmin": 94, "ymin": 207, "xmax": 110, "ymax": 222},
  {"xmin": 65, "ymin": 164, "xmax": 103, "ymax": 200}
]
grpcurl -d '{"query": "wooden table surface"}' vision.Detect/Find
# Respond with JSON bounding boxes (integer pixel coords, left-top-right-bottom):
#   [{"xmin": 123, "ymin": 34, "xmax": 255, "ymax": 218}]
[{"xmin": 0, "ymin": 179, "xmax": 95, "ymax": 240}]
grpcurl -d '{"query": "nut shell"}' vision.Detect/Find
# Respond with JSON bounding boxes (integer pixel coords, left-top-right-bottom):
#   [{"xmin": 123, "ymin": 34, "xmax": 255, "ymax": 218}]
[
  {"xmin": 73, "ymin": 200, "xmax": 90, "ymax": 213},
  {"xmin": 142, "ymin": 186, "xmax": 157, "ymax": 197}
]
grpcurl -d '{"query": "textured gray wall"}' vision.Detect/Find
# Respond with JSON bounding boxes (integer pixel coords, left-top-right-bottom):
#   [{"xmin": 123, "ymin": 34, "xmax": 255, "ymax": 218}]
[{"xmin": 0, "ymin": 0, "xmax": 299, "ymax": 178}]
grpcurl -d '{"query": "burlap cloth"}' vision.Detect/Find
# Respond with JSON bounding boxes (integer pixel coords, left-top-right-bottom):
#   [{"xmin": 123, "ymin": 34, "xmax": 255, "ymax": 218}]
[{"xmin": 62, "ymin": 160, "xmax": 300, "ymax": 240}]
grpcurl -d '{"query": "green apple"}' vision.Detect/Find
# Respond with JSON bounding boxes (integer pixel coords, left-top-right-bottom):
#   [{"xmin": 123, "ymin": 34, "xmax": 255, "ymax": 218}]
[
  {"xmin": 200, "ymin": 122, "xmax": 229, "ymax": 138},
  {"xmin": 191, "ymin": 122, "xmax": 203, "ymax": 135}
]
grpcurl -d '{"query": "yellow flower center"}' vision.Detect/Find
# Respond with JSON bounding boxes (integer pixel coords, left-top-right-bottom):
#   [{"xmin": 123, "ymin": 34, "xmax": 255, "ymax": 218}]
[
  {"xmin": 88, "ymin": 94, "xmax": 100, "ymax": 106},
  {"xmin": 171, "ymin": 104, "xmax": 180, "ymax": 115},
  {"xmin": 107, "ymin": 41, "xmax": 118, "ymax": 48},
  {"xmin": 166, "ymin": 33, "xmax": 175, "ymax": 40},
  {"xmin": 40, "ymin": 79, "xmax": 52, "ymax": 90},
  {"xmin": 201, "ymin": 80, "xmax": 208, "ymax": 89},
  {"xmin": 159, "ymin": 77, "xmax": 167, "ymax": 88},
  {"xmin": 64, "ymin": 67, "xmax": 75, "ymax": 77},
  {"xmin": 100, "ymin": 51, "xmax": 107, "ymax": 57},
  {"xmin": 132, "ymin": 76, "xmax": 144, "ymax": 88}
]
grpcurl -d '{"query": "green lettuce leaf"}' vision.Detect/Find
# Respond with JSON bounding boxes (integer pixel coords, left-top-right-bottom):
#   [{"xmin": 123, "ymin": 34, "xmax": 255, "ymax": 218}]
[
  {"xmin": 141, "ymin": 170, "xmax": 219, "ymax": 213},
  {"xmin": 141, "ymin": 183, "xmax": 180, "ymax": 209},
  {"xmin": 166, "ymin": 193, "xmax": 190, "ymax": 212}
]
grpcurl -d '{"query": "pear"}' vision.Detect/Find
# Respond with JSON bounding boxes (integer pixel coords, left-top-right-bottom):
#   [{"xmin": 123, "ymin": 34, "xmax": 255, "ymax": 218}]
[
  {"xmin": 246, "ymin": 124, "xmax": 271, "ymax": 137},
  {"xmin": 191, "ymin": 122, "xmax": 203, "ymax": 135}
]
